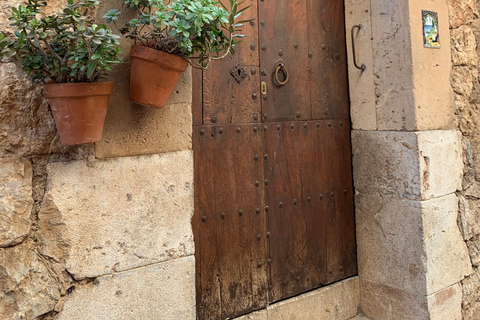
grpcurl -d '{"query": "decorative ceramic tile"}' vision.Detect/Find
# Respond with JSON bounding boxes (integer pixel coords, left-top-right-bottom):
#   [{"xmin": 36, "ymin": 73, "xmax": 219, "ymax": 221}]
[{"xmin": 423, "ymin": 10, "xmax": 440, "ymax": 49}]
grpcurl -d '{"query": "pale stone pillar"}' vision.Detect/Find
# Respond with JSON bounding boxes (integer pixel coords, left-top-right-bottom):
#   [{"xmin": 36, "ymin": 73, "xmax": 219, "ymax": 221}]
[{"xmin": 345, "ymin": 0, "xmax": 471, "ymax": 318}]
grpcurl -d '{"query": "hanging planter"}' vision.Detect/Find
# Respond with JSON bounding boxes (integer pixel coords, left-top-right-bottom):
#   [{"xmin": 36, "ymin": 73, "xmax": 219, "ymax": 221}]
[
  {"xmin": 0, "ymin": 0, "xmax": 122, "ymax": 145},
  {"xmin": 129, "ymin": 45, "xmax": 188, "ymax": 108},
  {"xmin": 44, "ymin": 82, "xmax": 113, "ymax": 145},
  {"xmin": 105, "ymin": 0, "xmax": 251, "ymax": 108}
]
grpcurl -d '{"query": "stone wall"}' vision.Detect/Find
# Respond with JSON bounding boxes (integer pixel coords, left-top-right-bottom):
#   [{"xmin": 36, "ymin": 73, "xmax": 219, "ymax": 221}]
[
  {"xmin": 448, "ymin": 0, "xmax": 480, "ymax": 318},
  {"xmin": 346, "ymin": 0, "xmax": 473, "ymax": 319},
  {"xmin": 0, "ymin": 1, "xmax": 194, "ymax": 319}
]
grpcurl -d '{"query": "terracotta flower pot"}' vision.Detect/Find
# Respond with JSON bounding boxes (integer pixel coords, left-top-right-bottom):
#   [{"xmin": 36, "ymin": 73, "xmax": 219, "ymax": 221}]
[
  {"xmin": 129, "ymin": 45, "xmax": 188, "ymax": 108},
  {"xmin": 44, "ymin": 82, "xmax": 113, "ymax": 145}
]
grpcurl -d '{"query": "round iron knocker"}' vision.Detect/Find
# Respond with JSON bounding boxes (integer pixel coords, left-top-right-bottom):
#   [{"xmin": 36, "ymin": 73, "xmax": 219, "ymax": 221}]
[{"xmin": 274, "ymin": 63, "xmax": 289, "ymax": 86}]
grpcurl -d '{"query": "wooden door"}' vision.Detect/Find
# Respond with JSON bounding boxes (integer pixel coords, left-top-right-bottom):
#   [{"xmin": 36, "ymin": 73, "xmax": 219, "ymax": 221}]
[{"xmin": 192, "ymin": 0, "xmax": 357, "ymax": 318}]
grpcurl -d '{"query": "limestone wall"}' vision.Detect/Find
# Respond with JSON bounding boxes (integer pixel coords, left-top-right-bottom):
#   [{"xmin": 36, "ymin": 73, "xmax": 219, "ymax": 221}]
[
  {"xmin": 0, "ymin": 1, "xmax": 194, "ymax": 319},
  {"xmin": 346, "ymin": 0, "xmax": 473, "ymax": 319},
  {"xmin": 448, "ymin": 0, "xmax": 480, "ymax": 318}
]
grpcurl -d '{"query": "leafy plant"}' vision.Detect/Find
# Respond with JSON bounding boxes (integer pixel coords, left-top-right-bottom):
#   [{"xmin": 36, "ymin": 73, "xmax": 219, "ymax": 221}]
[
  {"xmin": 104, "ymin": 0, "xmax": 250, "ymax": 69},
  {"xmin": 0, "ymin": 0, "xmax": 123, "ymax": 83}
]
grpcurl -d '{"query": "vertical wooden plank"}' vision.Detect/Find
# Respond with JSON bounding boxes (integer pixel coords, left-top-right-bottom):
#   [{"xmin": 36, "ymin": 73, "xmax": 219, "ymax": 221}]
[
  {"xmin": 193, "ymin": 126, "xmax": 221, "ymax": 319},
  {"xmin": 300, "ymin": 121, "xmax": 328, "ymax": 290},
  {"xmin": 214, "ymin": 125, "xmax": 267, "ymax": 319},
  {"xmin": 308, "ymin": 0, "xmax": 350, "ymax": 120},
  {"xmin": 259, "ymin": 0, "xmax": 311, "ymax": 121},
  {"xmin": 203, "ymin": 0, "xmax": 260, "ymax": 125},
  {"xmin": 265, "ymin": 122, "xmax": 308, "ymax": 302},
  {"xmin": 192, "ymin": 68, "xmax": 203, "ymax": 126},
  {"xmin": 322, "ymin": 120, "xmax": 357, "ymax": 284},
  {"xmin": 335, "ymin": 121, "xmax": 357, "ymax": 278}
]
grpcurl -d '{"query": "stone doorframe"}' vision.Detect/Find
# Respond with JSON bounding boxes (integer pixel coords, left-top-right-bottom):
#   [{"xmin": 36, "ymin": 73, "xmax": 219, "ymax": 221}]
[{"xmin": 345, "ymin": 0, "xmax": 472, "ymax": 319}]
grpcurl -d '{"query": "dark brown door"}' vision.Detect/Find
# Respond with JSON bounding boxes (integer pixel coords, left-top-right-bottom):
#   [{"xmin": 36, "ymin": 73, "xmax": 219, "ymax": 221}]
[{"xmin": 192, "ymin": 0, "xmax": 357, "ymax": 318}]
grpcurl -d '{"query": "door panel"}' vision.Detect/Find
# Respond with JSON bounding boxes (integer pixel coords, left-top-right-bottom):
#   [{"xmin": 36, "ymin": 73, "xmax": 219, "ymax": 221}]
[
  {"xmin": 193, "ymin": 0, "xmax": 356, "ymax": 318},
  {"xmin": 194, "ymin": 125, "xmax": 267, "ymax": 319},
  {"xmin": 203, "ymin": 61, "xmax": 261, "ymax": 126},
  {"xmin": 308, "ymin": 0, "xmax": 350, "ymax": 120},
  {"xmin": 259, "ymin": 0, "xmax": 310, "ymax": 121},
  {"xmin": 202, "ymin": 0, "xmax": 260, "ymax": 126}
]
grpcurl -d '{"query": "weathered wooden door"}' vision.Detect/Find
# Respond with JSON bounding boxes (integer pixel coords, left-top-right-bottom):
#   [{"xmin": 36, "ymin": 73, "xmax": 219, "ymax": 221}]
[{"xmin": 192, "ymin": 0, "xmax": 357, "ymax": 318}]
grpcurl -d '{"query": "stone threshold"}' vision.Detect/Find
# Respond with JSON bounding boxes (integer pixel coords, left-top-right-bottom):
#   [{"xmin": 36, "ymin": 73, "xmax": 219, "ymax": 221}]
[
  {"xmin": 348, "ymin": 316, "xmax": 372, "ymax": 320},
  {"xmin": 233, "ymin": 276, "xmax": 360, "ymax": 320}
]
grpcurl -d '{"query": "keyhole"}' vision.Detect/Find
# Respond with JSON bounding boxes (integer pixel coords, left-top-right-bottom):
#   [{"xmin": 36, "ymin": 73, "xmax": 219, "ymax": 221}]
[{"xmin": 238, "ymin": 69, "xmax": 242, "ymax": 76}]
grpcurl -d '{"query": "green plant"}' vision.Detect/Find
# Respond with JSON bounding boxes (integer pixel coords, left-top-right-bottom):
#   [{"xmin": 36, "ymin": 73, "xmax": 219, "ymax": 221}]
[
  {"xmin": 0, "ymin": 0, "xmax": 122, "ymax": 83},
  {"xmin": 104, "ymin": 0, "xmax": 249, "ymax": 69}
]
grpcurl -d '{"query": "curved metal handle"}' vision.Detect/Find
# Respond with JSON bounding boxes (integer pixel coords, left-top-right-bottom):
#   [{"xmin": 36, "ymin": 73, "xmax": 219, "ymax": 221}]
[
  {"xmin": 274, "ymin": 63, "xmax": 290, "ymax": 86},
  {"xmin": 351, "ymin": 24, "xmax": 366, "ymax": 71}
]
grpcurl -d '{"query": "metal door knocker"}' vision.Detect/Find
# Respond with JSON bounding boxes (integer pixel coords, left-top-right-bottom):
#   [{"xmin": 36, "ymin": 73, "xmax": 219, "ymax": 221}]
[{"xmin": 274, "ymin": 62, "xmax": 289, "ymax": 86}]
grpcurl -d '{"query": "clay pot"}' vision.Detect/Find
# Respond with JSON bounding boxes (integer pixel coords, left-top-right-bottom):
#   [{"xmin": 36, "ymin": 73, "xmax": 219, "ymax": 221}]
[
  {"xmin": 129, "ymin": 45, "xmax": 188, "ymax": 108},
  {"xmin": 44, "ymin": 82, "xmax": 113, "ymax": 145}
]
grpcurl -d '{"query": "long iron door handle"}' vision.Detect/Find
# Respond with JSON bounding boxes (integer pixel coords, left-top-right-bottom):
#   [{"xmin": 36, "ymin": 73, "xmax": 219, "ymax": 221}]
[{"xmin": 351, "ymin": 24, "xmax": 366, "ymax": 71}]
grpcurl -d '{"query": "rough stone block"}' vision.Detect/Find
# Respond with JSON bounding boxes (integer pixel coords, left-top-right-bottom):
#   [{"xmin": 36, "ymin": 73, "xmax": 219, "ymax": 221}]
[
  {"xmin": 462, "ymin": 267, "xmax": 480, "ymax": 310},
  {"xmin": 0, "ymin": 157, "xmax": 32, "ymax": 247},
  {"xmin": 267, "ymin": 277, "xmax": 359, "ymax": 320},
  {"xmin": 360, "ymin": 278, "xmax": 429, "ymax": 320},
  {"xmin": 58, "ymin": 256, "xmax": 195, "ymax": 320},
  {"xmin": 427, "ymin": 283, "xmax": 463, "ymax": 320},
  {"xmin": 0, "ymin": 243, "xmax": 60, "ymax": 320},
  {"xmin": 0, "ymin": 63, "xmax": 84, "ymax": 157},
  {"xmin": 448, "ymin": 0, "xmax": 475, "ymax": 29},
  {"xmin": 38, "ymin": 151, "xmax": 194, "ymax": 279},
  {"xmin": 463, "ymin": 303, "xmax": 480, "ymax": 320},
  {"xmin": 352, "ymin": 130, "xmax": 462, "ymax": 201},
  {"xmin": 345, "ymin": 0, "xmax": 376, "ymax": 131},
  {"xmin": 451, "ymin": 66, "xmax": 474, "ymax": 97},
  {"xmin": 451, "ymin": 25, "xmax": 478, "ymax": 67},
  {"xmin": 458, "ymin": 195, "xmax": 480, "ymax": 242}
]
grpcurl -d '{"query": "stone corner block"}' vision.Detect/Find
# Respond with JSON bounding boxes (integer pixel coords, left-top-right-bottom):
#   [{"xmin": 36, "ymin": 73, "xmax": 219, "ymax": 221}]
[
  {"xmin": 360, "ymin": 278, "xmax": 429, "ymax": 320},
  {"xmin": 38, "ymin": 152, "xmax": 194, "ymax": 279},
  {"xmin": 58, "ymin": 256, "xmax": 196, "ymax": 320},
  {"xmin": 417, "ymin": 131, "xmax": 462, "ymax": 200},
  {"xmin": 355, "ymin": 194, "xmax": 427, "ymax": 295},
  {"xmin": 352, "ymin": 131, "xmax": 421, "ymax": 200},
  {"xmin": 423, "ymin": 194, "xmax": 472, "ymax": 294},
  {"xmin": 427, "ymin": 283, "xmax": 463, "ymax": 320},
  {"xmin": 352, "ymin": 130, "xmax": 462, "ymax": 200},
  {"xmin": 0, "ymin": 157, "xmax": 33, "ymax": 247},
  {"xmin": 356, "ymin": 193, "xmax": 471, "ymax": 298}
]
